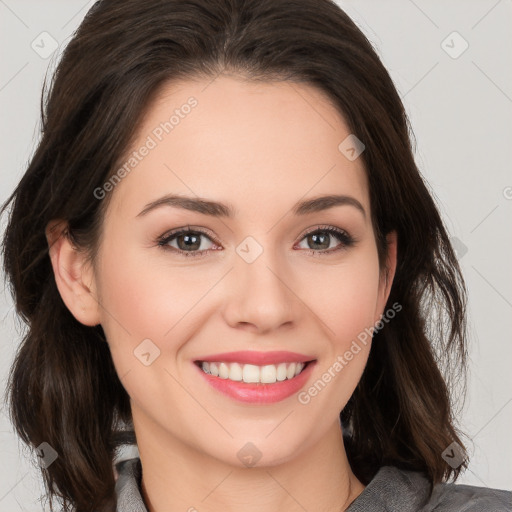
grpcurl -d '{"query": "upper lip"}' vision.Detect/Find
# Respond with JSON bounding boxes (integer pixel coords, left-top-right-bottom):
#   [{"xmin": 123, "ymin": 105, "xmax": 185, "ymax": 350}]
[{"xmin": 194, "ymin": 350, "xmax": 316, "ymax": 365}]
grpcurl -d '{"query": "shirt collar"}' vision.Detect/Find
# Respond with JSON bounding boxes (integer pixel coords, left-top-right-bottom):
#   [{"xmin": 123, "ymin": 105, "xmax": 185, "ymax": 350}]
[{"xmin": 115, "ymin": 457, "xmax": 148, "ymax": 512}]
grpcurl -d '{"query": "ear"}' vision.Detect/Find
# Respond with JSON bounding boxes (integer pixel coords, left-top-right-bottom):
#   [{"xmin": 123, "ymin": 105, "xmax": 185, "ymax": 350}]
[
  {"xmin": 375, "ymin": 230, "xmax": 398, "ymax": 323},
  {"xmin": 45, "ymin": 219, "xmax": 101, "ymax": 327}
]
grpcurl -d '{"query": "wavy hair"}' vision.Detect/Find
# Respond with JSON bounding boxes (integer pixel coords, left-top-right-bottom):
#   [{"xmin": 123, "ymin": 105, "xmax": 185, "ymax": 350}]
[{"xmin": 1, "ymin": 0, "xmax": 468, "ymax": 510}]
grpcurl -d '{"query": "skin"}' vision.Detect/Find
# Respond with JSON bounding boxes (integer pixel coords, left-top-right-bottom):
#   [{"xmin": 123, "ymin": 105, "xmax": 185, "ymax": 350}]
[{"xmin": 47, "ymin": 75, "xmax": 397, "ymax": 512}]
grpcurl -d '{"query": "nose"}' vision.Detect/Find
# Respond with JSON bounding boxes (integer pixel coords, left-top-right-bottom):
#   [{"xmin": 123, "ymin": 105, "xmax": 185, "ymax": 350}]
[{"xmin": 221, "ymin": 244, "xmax": 299, "ymax": 334}]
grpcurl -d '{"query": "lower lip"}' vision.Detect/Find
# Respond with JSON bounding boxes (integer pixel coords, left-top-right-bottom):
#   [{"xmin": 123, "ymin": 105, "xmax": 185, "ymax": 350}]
[{"xmin": 194, "ymin": 361, "xmax": 316, "ymax": 404}]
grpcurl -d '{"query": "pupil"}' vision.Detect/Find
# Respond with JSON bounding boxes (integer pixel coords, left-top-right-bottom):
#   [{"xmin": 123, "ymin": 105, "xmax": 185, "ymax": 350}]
[
  {"xmin": 179, "ymin": 233, "xmax": 200, "ymax": 251},
  {"xmin": 310, "ymin": 233, "xmax": 328, "ymax": 250}
]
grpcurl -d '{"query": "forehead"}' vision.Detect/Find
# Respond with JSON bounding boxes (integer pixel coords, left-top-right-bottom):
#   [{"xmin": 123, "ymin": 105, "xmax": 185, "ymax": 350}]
[{"xmin": 108, "ymin": 75, "xmax": 370, "ymax": 221}]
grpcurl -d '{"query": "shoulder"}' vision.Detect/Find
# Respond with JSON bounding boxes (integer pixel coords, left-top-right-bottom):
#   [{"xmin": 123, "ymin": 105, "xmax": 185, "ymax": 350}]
[
  {"xmin": 428, "ymin": 476, "xmax": 511, "ymax": 512},
  {"xmin": 347, "ymin": 466, "xmax": 511, "ymax": 512}
]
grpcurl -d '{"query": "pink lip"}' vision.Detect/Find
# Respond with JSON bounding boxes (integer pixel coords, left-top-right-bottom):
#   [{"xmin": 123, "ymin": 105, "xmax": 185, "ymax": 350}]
[
  {"xmin": 194, "ymin": 350, "xmax": 314, "ymax": 365},
  {"xmin": 193, "ymin": 359, "xmax": 317, "ymax": 404}
]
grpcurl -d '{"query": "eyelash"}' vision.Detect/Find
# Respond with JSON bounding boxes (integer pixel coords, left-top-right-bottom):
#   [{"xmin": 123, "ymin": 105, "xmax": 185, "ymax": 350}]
[{"xmin": 156, "ymin": 224, "xmax": 356, "ymax": 258}]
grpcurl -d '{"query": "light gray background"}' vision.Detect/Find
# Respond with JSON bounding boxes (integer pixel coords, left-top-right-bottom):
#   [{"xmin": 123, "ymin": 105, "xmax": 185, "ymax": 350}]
[{"xmin": 1, "ymin": 0, "xmax": 511, "ymax": 510}]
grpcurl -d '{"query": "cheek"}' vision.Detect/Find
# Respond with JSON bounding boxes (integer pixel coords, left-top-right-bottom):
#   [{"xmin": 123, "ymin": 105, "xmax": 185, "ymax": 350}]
[
  {"xmin": 93, "ymin": 238, "xmax": 212, "ymax": 365},
  {"xmin": 301, "ymin": 250, "xmax": 381, "ymax": 349},
  {"xmin": 297, "ymin": 257, "xmax": 380, "ymax": 414},
  {"xmin": 98, "ymin": 220, "xmax": 216, "ymax": 320},
  {"xmin": 93, "ymin": 243, "xmax": 213, "ymax": 415}
]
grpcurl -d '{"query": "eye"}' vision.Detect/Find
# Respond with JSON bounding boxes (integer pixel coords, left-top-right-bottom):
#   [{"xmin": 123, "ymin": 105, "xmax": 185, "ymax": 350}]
[
  {"xmin": 295, "ymin": 225, "xmax": 355, "ymax": 255},
  {"xmin": 157, "ymin": 226, "xmax": 219, "ymax": 258}
]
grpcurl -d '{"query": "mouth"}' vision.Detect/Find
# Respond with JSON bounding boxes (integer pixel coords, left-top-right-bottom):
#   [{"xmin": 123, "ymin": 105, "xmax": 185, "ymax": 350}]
[
  {"xmin": 192, "ymin": 350, "xmax": 317, "ymax": 403},
  {"xmin": 193, "ymin": 359, "xmax": 315, "ymax": 384}
]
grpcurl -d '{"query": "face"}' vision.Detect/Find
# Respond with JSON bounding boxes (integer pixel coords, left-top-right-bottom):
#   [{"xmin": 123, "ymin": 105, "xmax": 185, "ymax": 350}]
[{"xmin": 69, "ymin": 75, "xmax": 396, "ymax": 467}]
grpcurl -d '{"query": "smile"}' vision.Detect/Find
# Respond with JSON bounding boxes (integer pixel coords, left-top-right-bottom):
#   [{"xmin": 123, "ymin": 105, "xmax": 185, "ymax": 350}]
[
  {"xmin": 193, "ymin": 357, "xmax": 317, "ymax": 404},
  {"xmin": 196, "ymin": 360, "xmax": 310, "ymax": 384}
]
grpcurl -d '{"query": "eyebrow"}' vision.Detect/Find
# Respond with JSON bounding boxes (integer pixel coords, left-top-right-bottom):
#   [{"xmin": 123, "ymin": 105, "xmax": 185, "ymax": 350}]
[{"xmin": 136, "ymin": 193, "xmax": 366, "ymax": 219}]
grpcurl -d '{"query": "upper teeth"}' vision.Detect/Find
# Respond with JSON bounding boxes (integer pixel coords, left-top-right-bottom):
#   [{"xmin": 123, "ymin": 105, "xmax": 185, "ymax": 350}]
[{"xmin": 201, "ymin": 361, "xmax": 305, "ymax": 383}]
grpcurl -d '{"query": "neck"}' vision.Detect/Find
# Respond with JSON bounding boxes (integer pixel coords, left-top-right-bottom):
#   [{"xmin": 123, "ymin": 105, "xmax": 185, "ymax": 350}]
[{"xmin": 137, "ymin": 419, "xmax": 365, "ymax": 512}]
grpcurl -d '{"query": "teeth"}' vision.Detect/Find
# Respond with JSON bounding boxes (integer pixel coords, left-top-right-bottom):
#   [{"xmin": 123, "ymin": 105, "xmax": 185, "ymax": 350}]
[
  {"xmin": 260, "ymin": 364, "xmax": 277, "ymax": 384},
  {"xmin": 218, "ymin": 362, "xmax": 229, "ymax": 379},
  {"xmin": 243, "ymin": 364, "xmax": 260, "ymax": 383},
  {"xmin": 228, "ymin": 362, "xmax": 243, "ymax": 381},
  {"xmin": 276, "ymin": 363, "xmax": 287, "ymax": 381},
  {"xmin": 200, "ymin": 361, "xmax": 306, "ymax": 383}
]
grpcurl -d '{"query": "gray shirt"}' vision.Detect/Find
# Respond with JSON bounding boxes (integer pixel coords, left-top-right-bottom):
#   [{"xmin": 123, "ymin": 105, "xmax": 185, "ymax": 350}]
[{"xmin": 114, "ymin": 457, "xmax": 511, "ymax": 511}]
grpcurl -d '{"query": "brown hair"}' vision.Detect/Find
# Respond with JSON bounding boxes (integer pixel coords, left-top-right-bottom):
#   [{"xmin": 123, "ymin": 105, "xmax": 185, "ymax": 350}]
[{"xmin": 1, "ymin": 0, "xmax": 468, "ymax": 511}]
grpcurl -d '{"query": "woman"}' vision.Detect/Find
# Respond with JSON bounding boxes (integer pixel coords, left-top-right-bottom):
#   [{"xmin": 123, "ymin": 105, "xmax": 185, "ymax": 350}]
[{"xmin": 1, "ymin": 1, "xmax": 510, "ymax": 511}]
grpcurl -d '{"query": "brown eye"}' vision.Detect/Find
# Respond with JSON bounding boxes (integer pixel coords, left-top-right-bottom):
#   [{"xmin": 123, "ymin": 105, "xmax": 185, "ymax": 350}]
[
  {"xmin": 296, "ymin": 226, "xmax": 355, "ymax": 255},
  {"xmin": 157, "ymin": 227, "xmax": 218, "ymax": 257}
]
